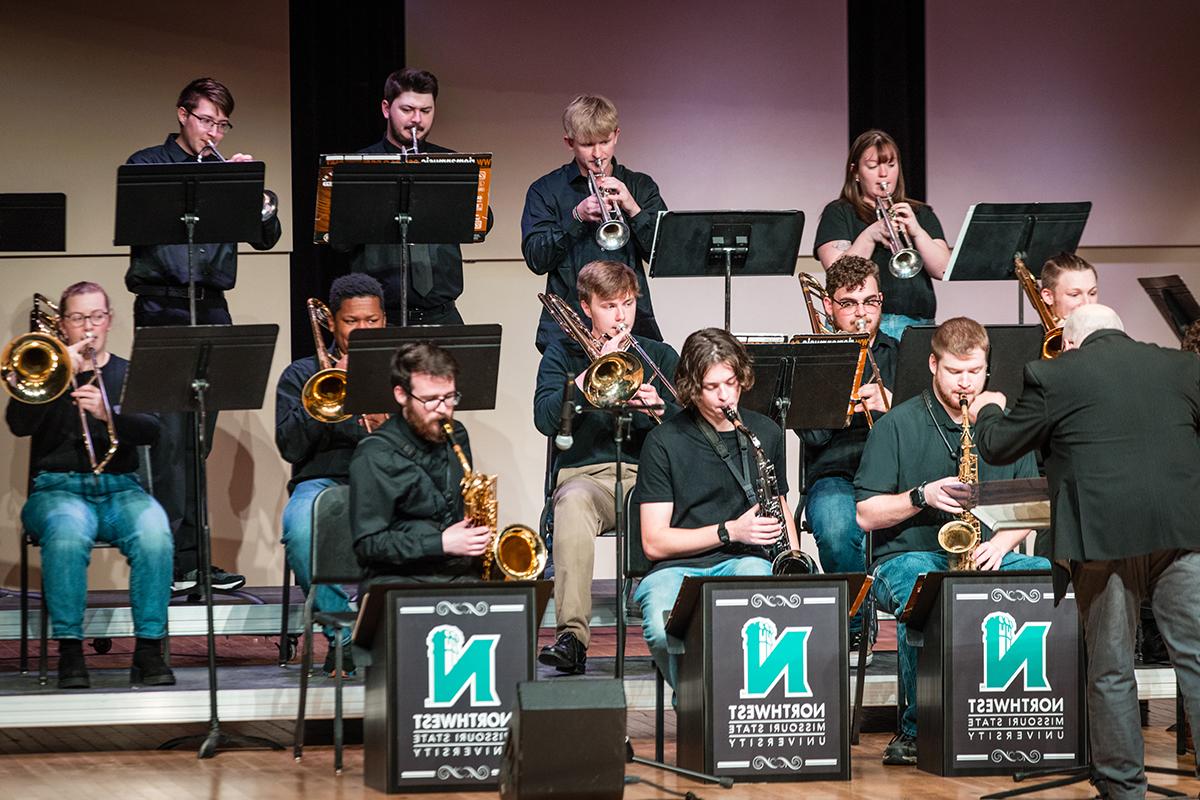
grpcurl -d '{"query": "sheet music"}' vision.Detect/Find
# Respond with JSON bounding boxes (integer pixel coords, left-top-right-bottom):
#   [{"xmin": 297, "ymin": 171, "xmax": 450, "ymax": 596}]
[{"xmin": 941, "ymin": 202, "xmax": 978, "ymax": 281}]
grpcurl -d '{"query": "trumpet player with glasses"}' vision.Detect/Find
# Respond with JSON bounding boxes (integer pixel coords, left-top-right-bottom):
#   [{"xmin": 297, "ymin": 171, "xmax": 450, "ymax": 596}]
[
  {"xmin": 350, "ymin": 342, "xmax": 491, "ymax": 583},
  {"xmin": 533, "ymin": 260, "xmax": 680, "ymax": 675},
  {"xmin": 275, "ymin": 274, "xmax": 387, "ymax": 676},
  {"xmin": 815, "ymin": 130, "xmax": 950, "ymax": 341},
  {"xmin": 854, "ymin": 317, "xmax": 1046, "ymax": 766},
  {"xmin": 522, "ymin": 94, "xmax": 667, "ymax": 353},
  {"xmin": 798, "ymin": 255, "xmax": 898, "ymax": 663},
  {"xmin": 5, "ymin": 282, "xmax": 175, "ymax": 689}
]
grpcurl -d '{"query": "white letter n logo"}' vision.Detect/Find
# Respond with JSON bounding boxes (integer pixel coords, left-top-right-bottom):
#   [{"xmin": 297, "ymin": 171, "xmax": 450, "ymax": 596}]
[
  {"xmin": 425, "ymin": 624, "xmax": 500, "ymax": 708},
  {"xmin": 740, "ymin": 617, "xmax": 812, "ymax": 699},
  {"xmin": 979, "ymin": 611, "xmax": 1052, "ymax": 692}
]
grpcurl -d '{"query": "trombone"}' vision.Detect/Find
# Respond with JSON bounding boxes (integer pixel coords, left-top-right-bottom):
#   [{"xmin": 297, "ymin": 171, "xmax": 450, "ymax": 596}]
[
  {"xmin": 876, "ymin": 180, "xmax": 923, "ymax": 279},
  {"xmin": 1, "ymin": 293, "xmax": 119, "ymax": 474},
  {"xmin": 587, "ymin": 157, "xmax": 630, "ymax": 251},
  {"xmin": 300, "ymin": 298, "xmax": 354, "ymax": 425},
  {"xmin": 1013, "ymin": 255, "xmax": 1063, "ymax": 359}
]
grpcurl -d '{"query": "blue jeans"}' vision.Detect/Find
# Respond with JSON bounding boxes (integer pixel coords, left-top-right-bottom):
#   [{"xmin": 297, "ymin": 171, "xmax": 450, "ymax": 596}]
[
  {"xmin": 633, "ymin": 556, "xmax": 773, "ymax": 689},
  {"xmin": 879, "ymin": 313, "xmax": 934, "ymax": 342},
  {"xmin": 22, "ymin": 472, "xmax": 173, "ymax": 640},
  {"xmin": 281, "ymin": 478, "xmax": 352, "ymax": 642},
  {"xmin": 805, "ymin": 477, "xmax": 866, "ymax": 635},
  {"xmin": 872, "ymin": 549, "xmax": 1050, "ymax": 737}
]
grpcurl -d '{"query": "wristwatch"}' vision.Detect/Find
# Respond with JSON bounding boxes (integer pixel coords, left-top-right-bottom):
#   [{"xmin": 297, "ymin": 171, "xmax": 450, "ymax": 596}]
[
  {"xmin": 716, "ymin": 521, "xmax": 731, "ymax": 545},
  {"xmin": 909, "ymin": 482, "xmax": 928, "ymax": 510}
]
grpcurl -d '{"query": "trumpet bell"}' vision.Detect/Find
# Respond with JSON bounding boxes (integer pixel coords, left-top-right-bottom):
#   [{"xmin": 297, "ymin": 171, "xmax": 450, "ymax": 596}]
[
  {"xmin": 301, "ymin": 367, "xmax": 351, "ymax": 423},
  {"xmin": 889, "ymin": 248, "xmax": 924, "ymax": 279},
  {"xmin": 583, "ymin": 351, "xmax": 643, "ymax": 409},
  {"xmin": 596, "ymin": 219, "xmax": 630, "ymax": 251},
  {"xmin": 494, "ymin": 524, "xmax": 547, "ymax": 581},
  {"xmin": 1, "ymin": 332, "xmax": 73, "ymax": 404}
]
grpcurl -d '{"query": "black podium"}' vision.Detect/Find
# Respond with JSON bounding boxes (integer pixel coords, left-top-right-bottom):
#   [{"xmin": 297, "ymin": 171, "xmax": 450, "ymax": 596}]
[
  {"xmin": 904, "ymin": 571, "xmax": 1086, "ymax": 777},
  {"xmin": 665, "ymin": 574, "xmax": 868, "ymax": 782},
  {"xmin": 353, "ymin": 581, "xmax": 550, "ymax": 794}
]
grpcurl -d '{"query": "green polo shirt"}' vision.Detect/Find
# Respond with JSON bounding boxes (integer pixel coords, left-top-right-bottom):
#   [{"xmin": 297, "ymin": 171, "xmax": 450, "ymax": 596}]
[{"xmin": 853, "ymin": 390, "xmax": 1039, "ymax": 564}]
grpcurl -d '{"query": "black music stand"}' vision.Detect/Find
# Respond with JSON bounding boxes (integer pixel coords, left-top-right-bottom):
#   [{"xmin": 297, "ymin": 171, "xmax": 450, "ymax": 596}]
[
  {"xmin": 123, "ymin": 324, "xmax": 281, "ymax": 759},
  {"xmin": 649, "ymin": 210, "xmax": 804, "ymax": 330},
  {"xmin": 941, "ymin": 202, "xmax": 1091, "ymax": 324},
  {"xmin": 0, "ymin": 193, "xmax": 66, "ymax": 251},
  {"xmin": 739, "ymin": 335, "xmax": 868, "ymax": 432},
  {"xmin": 328, "ymin": 160, "xmax": 479, "ymax": 327},
  {"xmin": 115, "ymin": 162, "xmax": 265, "ymax": 326},
  {"xmin": 342, "ymin": 324, "xmax": 502, "ymax": 415},
  {"xmin": 1138, "ymin": 275, "xmax": 1200, "ymax": 343},
  {"xmin": 892, "ymin": 324, "xmax": 1043, "ymax": 407}
]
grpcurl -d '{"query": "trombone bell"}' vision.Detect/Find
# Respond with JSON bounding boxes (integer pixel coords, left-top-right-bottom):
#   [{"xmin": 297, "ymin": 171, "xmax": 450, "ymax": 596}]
[
  {"xmin": 583, "ymin": 351, "xmax": 644, "ymax": 410},
  {"xmin": 302, "ymin": 367, "xmax": 351, "ymax": 423},
  {"xmin": 1, "ymin": 332, "xmax": 73, "ymax": 404}
]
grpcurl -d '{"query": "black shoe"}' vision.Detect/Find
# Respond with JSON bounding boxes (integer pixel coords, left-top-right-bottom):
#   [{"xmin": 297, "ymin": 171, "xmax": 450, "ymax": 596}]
[
  {"xmin": 323, "ymin": 641, "xmax": 357, "ymax": 677},
  {"xmin": 538, "ymin": 632, "xmax": 587, "ymax": 675},
  {"xmin": 883, "ymin": 732, "xmax": 917, "ymax": 765},
  {"xmin": 173, "ymin": 566, "xmax": 246, "ymax": 593},
  {"xmin": 131, "ymin": 642, "xmax": 176, "ymax": 687},
  {"xmin": 57, "ymin": 641, "xmax": 90, "ymax": 690}
]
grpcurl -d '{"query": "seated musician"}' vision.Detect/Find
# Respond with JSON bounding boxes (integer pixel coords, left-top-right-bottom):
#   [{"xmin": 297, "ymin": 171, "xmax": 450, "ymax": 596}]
[
  {"xmin": 1038, "ymin": 252, "xmax": 1099, "ymax": 323},
  {"xmin": 854, "ymin": 317, "xmax": 1048, "ymax": 766},
  {"xmin": 275, "ymin": 274, "xmax": 388, "ymax": 676},
  {"xmin": 800, "ymin": 255, "xmax": 896, "ymax": 663},
  {"xmin": 533, "ymin": 260, "xmax": 680, "ymax": 674},
  {"xmin": 6, "ymin": 282, "xmax": 174, "ymax": 689},
  {"xmin": 635, "ymin": 328, "xmax": 797, "ymax": 688},
  {"xmin": 350, "ymin": 342, "xmax": 489, "ymax": 583}
]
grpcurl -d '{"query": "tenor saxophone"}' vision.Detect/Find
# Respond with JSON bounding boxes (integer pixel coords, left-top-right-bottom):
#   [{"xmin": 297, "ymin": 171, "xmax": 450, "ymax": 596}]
[{"xmin": 937, "ymin": 395, "xmax": 982, "ymax": 570}]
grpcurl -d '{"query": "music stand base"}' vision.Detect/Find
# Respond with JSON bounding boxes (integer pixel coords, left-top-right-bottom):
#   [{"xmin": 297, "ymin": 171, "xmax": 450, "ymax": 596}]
[
  {"xmin": 980, "ymin": 763, "xmax": 1191, "ymax": 800},
  {"xmin": 158, "ymin": 723, "xmax": 285, "ymax": 759},
  {"xmin": 626, "ymin": 738, "xmax": 733, "ymax": 789}
]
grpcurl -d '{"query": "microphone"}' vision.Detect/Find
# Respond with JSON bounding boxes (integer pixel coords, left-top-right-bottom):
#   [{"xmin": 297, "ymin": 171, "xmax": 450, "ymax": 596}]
[{"xmin": 554, "ymin": 377, "xmax": 578, "ymax": 451}]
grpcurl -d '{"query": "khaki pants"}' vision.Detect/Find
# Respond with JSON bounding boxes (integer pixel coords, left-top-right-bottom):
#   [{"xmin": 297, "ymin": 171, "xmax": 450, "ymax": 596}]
[{"xmin": 551, "ymin": 462, "xmax": 637, "ymax": 648}]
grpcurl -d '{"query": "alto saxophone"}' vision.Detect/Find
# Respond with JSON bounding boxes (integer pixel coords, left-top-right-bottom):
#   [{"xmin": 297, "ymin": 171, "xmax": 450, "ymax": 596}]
[
  {"xmin": 722, "ymin": 407, "xmax": 819, "ymax": 575},
  {"xmin": 441, "ymin": 422, "xmax": 545, "ymax": 581},
  {"xmin": 937, "ymin": 395, "xmax": 982, "ymax": 570}
]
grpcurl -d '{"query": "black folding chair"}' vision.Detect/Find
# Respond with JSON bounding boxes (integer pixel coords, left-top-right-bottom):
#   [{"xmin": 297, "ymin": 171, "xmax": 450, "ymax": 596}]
[{"xmin": 621, "ymin": 490, "xmax": 667, "ymax": 761}]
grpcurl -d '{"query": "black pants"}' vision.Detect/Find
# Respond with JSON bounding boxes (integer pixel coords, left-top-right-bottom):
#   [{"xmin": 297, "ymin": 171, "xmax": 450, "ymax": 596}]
[{"xmin": 384, "ymin": 302, "xmax": 463, "ymax": 327}]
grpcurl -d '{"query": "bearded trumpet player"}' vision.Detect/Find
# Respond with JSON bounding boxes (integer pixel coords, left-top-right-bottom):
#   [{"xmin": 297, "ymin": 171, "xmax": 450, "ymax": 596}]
[
  {"xmin": 853, "ymin": 317, "xmax": 1047, "ymax": 766},
  {"xmin": 534, "ymin": 260, "xmax": 680, "ymax": 674},
  {"xmin": 275, "ymin": 275, "xmax": 387, "ymax": 676}
]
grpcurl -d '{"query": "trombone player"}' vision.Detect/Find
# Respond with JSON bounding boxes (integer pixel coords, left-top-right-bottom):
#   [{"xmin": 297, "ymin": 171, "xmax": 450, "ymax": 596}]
[
  {"xmin": 5, "ymin": 282, "xmax": 175, "ymax": 689},
  {"xmin": 534, "ymin": 260, "xmax": 679, "ymax": 674},
  {"xmin": 275, "ymin": 274, "xmax": 388, "ymax": 676}
]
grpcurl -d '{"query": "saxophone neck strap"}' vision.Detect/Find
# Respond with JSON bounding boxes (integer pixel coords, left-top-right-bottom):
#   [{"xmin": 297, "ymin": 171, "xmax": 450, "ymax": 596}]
[{"xmin": 693, "ymin": 411, "xmax": 757, "ymax": 508}]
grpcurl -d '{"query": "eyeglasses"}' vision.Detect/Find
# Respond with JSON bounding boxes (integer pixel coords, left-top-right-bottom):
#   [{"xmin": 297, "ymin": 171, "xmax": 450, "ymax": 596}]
[
  {"xmin": 832, "ymin": 295, "xmax": 883, "ymax": 311},
  {"xmin": 186, "ymin": 110, "xmax": 234, "ymax": 133},
  {"xmin": 63, "ymin": 311, "xmax": 111, "ymax": 327},
  {"xmin": 408, "ymin": 391, "xmax": 462, "ymax": 411}
]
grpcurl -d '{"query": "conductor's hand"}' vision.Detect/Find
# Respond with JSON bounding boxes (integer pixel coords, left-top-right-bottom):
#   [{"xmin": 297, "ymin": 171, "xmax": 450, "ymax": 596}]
[
  {"xmin": 922, "ymin": 476, "xmax": 969, "ymax": 515},
  {"xmin": 727, "ymin": 505, "xmax": 781, "ymax": 547},
  {"xmin": 596, "ymin": 175, "xmax": 640, "ymax": 217},
  {"xmin": 443, "ymin": 519, "xmax": 492, "ymax": 557},
  {"xmin": 573, "ymin": 194, "xmax": 605, "ymax": 224},
  {"xmin": 969, "ymin": 391, "xmax": 1007, "ymax": 423},
  {"xmin": 71, "ymin": 383, "xmax": 109, "ymax": 423},
  {"xmin": 857, "ymin": 382, "xmax": 892, "ymax": 415},
  {"xmin": 632, "ymin": 383, "xmax": 664, "ymax": 419}
]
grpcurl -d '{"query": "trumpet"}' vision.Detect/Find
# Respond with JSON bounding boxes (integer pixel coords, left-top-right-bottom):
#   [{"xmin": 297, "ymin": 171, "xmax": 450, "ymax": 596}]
[
  {"xmin": 875, "ymin": 180, "xmax": 923, "ymax": 279},
  {"xmin": 1, "ymin": 294, "xmax": 119, "ymax": 474},
  {"xmin": 300, "ymin": 298, "xmax": 353, "ymax": 425},
  {"xmin": 587, "ymin": 157, "xmax": 630, "ymax": 251},
  {"xmin": 199, "ymin": 139, "xmax": 277, "ymax": 220},
  {"xmin": 1013, "ymin": 255, "xmax": 1063, "ymax": 359}
]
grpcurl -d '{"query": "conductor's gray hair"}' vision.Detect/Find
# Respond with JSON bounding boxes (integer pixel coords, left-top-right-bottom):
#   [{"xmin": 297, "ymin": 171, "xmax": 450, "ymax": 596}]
[{"xmin": 1063, "ymin": 304, "xmax": 1124, "ymax": 347}]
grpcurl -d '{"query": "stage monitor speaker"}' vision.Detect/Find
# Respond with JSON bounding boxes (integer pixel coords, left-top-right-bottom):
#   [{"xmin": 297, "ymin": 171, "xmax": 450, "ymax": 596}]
[{"xmin": 499, "ymin": 678, "xmax": 626, "ymax": 800}]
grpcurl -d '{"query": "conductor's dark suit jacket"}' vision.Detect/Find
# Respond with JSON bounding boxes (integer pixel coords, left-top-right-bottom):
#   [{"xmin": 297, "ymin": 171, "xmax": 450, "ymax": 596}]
[{"xmin": 972, "ymin": 329, "xmax": 1200, "ymax": 599}]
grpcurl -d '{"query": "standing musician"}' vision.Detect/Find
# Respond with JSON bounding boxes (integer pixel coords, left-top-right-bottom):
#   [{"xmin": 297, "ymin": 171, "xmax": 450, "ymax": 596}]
[
  {"xmin": 1038, "ymin": 252, "xmax": 1100, "ymax": 323},
  {"xmin": 533, "ymin": 260, "xmax": 680, "ymax": 675},
  {"xmin": 125, "ymin": 77, "xmax": 282, "ymax": 593},
  {"xmin": 522, "ymin": 94, "xmax": 667, "ymax": 353},
  {"xmin": 634, "ymin": 328, "xmax": 796, "ymax": 688},
  {"xmin": 798, "ymin": 255, "xmax": 897, "ymax": 659},
  {"xmin": 814, "ymin": 129, "xmax": 950, "ymax": 341},
  {"xmin": 969, "ymin": 305, "xmax": 1200, "ymax": 798},
  {"xmin": 854, "ymin": 317, "xmax": 1047, "ymax": 766},
  {"xmin": 6, "ymin": 282, "xmax": 175, "ymax": 689},
  {"xmin": 275, "ymin": 274, "xmax": 388, "ymax": 676},
  {"xmin": 347, "ymin": 67, "xmax": 492, "ymax": 326},
  {"xmin": 349, "ymin": 342, "xmax": 489, "ymax": 582}
]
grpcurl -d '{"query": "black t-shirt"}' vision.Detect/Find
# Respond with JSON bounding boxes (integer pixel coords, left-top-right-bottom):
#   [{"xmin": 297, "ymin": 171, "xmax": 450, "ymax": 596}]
[
  {"xmin": 636, "ymin": 407, "xmax": 785, "ymax": 572},
  {"xmin": 812, "ymin": 198, "xmax": 945, "ymax": 320}
]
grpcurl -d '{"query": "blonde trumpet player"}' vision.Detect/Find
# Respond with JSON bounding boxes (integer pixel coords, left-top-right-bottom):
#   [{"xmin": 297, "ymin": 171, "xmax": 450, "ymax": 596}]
[
  {"xmin": 522, "ymin": 94, "xmax": 667, "ymax": 353},
  {"xmin": 534, "ymin": 261, "xmax": 680, "ymax": 674},
  {"xmin": 5, "ymin": 282, "xmax": 174, "ymax": 690},
  {"xmin": 854, "ymin": 318, "xmax": 1046, "ymax": 766},
  {"xmin": 814, "ymin": 130, "xmax": 950, "ymax": 341},
  {"xmin": 274, "ymin": 275, "xmax": 387, "ymax": 676}
]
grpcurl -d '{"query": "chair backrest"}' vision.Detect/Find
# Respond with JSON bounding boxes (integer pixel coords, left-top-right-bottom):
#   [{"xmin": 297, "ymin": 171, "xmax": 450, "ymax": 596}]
[
  {"xmin": 624, "ymin": 488, "xmax": 653, "ymax": 578},
  {"xmin": 311, "ymin": 484, "xmax": 363, "ymax": 585}
]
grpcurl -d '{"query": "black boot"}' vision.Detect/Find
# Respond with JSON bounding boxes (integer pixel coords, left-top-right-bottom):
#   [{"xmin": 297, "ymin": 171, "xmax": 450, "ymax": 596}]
[
  {"xmin": 131, "ymin": 638, "xmax": 176, "ymax": 686},
  {"xmin": 57, "ymin": 639, "xmax": 90, "ymax": 689}
]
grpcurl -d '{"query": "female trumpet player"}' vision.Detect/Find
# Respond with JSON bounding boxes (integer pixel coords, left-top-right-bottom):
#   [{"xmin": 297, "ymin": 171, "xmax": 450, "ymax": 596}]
[
  {"xmin": 814, "ymin": 129, "xmax": 950, "ymax": 341},
  {"xmin": 5, "ymin": 282, "xmax": 174, "ymax": 689}
]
